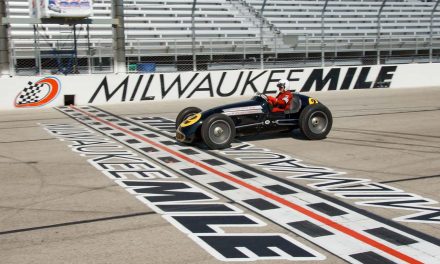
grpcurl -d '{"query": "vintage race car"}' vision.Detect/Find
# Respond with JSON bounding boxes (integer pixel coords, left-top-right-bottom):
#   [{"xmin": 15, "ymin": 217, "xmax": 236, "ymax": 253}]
[{"xmin": 175, "ymin": 92, "xmax": 332, "ymax": 149}]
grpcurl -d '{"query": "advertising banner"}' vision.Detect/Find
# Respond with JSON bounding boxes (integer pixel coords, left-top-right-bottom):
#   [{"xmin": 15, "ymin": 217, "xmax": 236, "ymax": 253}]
[{"xmin": 1, "ymin": 63, "xmax": 440, "ymax": 111}]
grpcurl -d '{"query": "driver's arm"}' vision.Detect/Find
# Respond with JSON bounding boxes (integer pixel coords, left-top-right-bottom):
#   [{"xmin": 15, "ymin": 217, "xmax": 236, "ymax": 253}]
[
  {"xmin": 267, "ymin": 95, "xmax": 277, "ymax": 105},
  {"xmin": 275, "ymin": 93, "xmax": 292, "ymax": 108}
]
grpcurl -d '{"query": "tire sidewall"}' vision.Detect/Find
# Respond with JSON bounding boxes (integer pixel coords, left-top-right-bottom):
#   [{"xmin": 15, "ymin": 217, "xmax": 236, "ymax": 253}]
[
  {"xmin": 299, "ymin": 104, "xmax": 332, "ymax": 140},
  {"xmin": 201, "ymin": 113, "xmax": 236, "ymax": 149}
]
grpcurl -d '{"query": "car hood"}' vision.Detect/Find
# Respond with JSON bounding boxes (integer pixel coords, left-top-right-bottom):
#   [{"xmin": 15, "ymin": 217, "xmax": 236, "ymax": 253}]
[{"xmin": 201, "ymin": 99, "xmax": 265, "ymax": 117}]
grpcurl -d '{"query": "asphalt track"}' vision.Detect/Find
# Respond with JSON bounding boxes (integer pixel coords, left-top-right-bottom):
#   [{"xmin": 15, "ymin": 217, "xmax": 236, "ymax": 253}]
[{"xmin": 0, "ymin": 87, "xmax": 439, "ymax": 263}]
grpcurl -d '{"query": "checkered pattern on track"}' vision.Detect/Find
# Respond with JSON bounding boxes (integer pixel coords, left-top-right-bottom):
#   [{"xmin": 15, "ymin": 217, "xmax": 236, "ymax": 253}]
[{"xmin": 56, "ymin": 106, "xmax": 440, "ymax": 264}]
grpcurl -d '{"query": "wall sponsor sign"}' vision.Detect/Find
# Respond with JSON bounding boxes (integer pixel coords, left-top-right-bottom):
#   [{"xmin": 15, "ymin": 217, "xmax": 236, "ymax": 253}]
[
  {"xmin": 14, "ymin": 77, "xmax": 61, "ymax": 108},
  {"xmin": 2, "ymin": 63, "xmax": 440, "ymax": 110}
]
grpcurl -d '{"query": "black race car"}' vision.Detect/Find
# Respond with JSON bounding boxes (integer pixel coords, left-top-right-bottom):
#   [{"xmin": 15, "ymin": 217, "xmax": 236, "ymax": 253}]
[{"xmin": 175, "ymin": 92, "xmax": 332, "ymax": 149}]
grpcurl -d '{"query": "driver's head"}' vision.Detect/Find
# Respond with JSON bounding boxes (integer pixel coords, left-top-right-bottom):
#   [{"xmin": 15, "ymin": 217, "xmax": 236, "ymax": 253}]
[{"xmin": 277, "ymin": 79, "xmax": 289, "ymax": 92}]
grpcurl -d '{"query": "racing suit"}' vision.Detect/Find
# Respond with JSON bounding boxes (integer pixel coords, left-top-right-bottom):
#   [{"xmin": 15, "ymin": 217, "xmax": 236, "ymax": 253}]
[{"xmin": 268, "ymin": 90, "xmax": 293, "ymax": 112}]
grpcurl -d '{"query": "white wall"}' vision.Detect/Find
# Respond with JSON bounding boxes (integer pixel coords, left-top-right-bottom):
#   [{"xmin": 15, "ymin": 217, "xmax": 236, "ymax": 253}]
[{"xmin": 2, "ymin": 63, "xmax": 440, "ymax": 110}]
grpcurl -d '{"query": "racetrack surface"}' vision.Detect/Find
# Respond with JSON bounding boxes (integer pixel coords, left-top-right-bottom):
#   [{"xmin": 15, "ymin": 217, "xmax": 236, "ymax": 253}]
[{"xmin": 1, "ymin": 87, "xmax": 439, "ymax": 263}]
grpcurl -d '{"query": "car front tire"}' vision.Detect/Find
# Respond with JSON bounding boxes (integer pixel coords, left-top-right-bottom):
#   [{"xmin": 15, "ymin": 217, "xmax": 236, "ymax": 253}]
[
  {"xmin": 299, "ymin": 104, "xmax": 332, "ymax": 140},
  {"xmin": 201, "ymin": 113, "xmax": 236, "ymax": 149},
  {"xmin": 175, "ymin": 107, "xmax": 202, "ymax": 129}
]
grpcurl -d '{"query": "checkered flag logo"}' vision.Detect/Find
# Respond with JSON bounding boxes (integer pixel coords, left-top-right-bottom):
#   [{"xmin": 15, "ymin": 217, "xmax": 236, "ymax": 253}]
[
  {"xmin": 15, "ymin": 77, "xmax": 61, "ymax": 108},
  {"xmin": 16, "ymin": 81, "xmax": 46, "ymax": 106}
]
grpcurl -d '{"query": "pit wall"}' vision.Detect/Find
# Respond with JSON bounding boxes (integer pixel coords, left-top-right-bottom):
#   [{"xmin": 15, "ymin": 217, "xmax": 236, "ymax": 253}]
[{"xmin": 2, "ymin": 63, "xmax": 440, "ymax": 111}]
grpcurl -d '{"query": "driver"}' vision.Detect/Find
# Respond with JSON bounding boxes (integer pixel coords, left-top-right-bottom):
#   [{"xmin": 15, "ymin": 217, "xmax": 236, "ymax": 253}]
[{"xmin": 268, "ymin": 79, "xmax": 293, "ymax": 112}]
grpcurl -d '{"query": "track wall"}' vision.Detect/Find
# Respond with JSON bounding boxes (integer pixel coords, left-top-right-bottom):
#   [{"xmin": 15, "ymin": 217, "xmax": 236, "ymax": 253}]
[{"xmin": 1, "ymin": 63, "xmax": 439, "ymax": 110}]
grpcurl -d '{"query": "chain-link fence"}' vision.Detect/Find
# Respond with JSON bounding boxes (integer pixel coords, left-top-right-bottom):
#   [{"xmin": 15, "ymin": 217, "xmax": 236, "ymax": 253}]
[
  {"xmin": 3, "ymin": 0, "xmax": 440, "ymax": 76},
  {"xmin": 8, "ymin": 33, "xmax": 440, "ymax": 76},
  {"xmin": 9, "ymin": 24, "xmax": 114, "ymax": 76}
]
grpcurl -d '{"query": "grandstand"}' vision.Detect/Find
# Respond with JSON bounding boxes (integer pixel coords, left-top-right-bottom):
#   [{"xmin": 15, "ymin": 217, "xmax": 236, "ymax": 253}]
[
  {"xmin": 3, "ymin": 0, "xmax": 440, "ymax": 74},
  {"xmin": 245, "ymin": 0, "xmax": 440, "ymax": 56},
  {"xmin": 248, "ymin": 0, "xmax": 439, "ymax": 37}
]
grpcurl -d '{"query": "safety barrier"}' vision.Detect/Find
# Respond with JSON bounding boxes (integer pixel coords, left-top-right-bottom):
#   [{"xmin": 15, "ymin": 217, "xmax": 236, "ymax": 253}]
[{"xmin": 2, "ymin": 63, "xmax": 440, "ymax": 111}]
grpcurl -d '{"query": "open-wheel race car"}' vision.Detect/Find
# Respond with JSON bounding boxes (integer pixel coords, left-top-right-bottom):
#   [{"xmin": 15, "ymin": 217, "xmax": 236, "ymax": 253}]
[{"xmin": 175, "ymin": 92, "xmax": 332, "ymax": 149}]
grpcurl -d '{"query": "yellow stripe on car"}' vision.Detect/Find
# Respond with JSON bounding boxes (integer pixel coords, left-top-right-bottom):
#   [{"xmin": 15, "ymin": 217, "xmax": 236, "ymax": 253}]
[{"xmin": 180, "ymin": 113, "xmax": 201, "ymax": 127}]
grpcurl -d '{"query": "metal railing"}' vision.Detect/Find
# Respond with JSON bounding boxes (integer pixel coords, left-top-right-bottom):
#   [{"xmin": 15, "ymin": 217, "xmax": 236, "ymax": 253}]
[{"xmin": 7, "ymin": 33, "xmax": 440, "ymax": 76}]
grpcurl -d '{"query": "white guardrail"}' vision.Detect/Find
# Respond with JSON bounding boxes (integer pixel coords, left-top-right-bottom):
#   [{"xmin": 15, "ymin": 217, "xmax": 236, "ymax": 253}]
[{"xmin": 1, "ymin": 63, "xmax": 440, "ymax": 111}]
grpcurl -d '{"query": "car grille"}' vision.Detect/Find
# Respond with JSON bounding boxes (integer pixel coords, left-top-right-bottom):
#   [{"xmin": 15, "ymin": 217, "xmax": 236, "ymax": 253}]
[{"xmin": 175, "ymin": 130, "xmax": 185, "ymax": 141}]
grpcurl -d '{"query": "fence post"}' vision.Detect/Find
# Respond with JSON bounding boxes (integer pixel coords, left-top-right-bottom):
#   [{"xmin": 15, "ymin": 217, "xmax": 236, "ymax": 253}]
[
  {"xmin": 137, "ymin": 40, "xmax": 141, "ymax": 62},
  {"xmin": 33, "ymin": 25, "xmax": 41, "ymax": 75},
  {"xmin": 174, "ymin": 39, "xmax": 177, "ymax": 62},
  {"xmin": 87, "ymin": 24, "xmax": 92, "ymax": 74},
  {"xmin": 376, "ymin": 0, "xmax": 387, "ymax": 65},
  {"xmin": 260, "ymin": 0, "xmax": 268, "ymax": 70},
  {"xmin": 9, "ymin": 41, "xmax": 15, "ymax": 75},
  {"xmin": 210, "ymin": 38, "xmax": 213, "ymax": 61},
  {"xmin": 0, "ymin": 0, "xmax": 11, "ymax": 77},
  {"xmin": 191, "ymin": 0, "xmax": 197, "ymax": 71},
  {"xmin": 321, "ymin": 0, "xmax": 329, "ymax": 67},
  {"xmin": 243, "ymin": 38, "xmax": 246, "ymax": 60},
  {"xmin": 389, "ymin": 34, "xmax": 392, "ymax": 56},
  {"xmin": 112, "ymin": 0, "xmax": 127, "ymax": 74},
  {"xmin": 415, "ymin": 37, "xmax": 419, "ymax": 56},
  {"xmin": 429, "ymin": 0, "xmax": 440, "ymax": 63},
  {"xmin": 362, "ymin": 37, "xmax": 365, "ymax": 57},
  {"xmin": 98, "ymin": 39, "xmax": 103, "ymax": 72},
  {"xmin": 305, "ymin": 34, "xmax": 309, "ymax": 59},
  {"xmin": 73, "ymin": 24, "xmax": 78, "ymax": 73}
]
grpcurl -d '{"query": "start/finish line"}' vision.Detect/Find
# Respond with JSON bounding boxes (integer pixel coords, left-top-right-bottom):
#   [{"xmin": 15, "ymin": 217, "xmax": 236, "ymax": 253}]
[{"xmin": 42, "ymin": 105, "xmax": 440, "ymax": 264}]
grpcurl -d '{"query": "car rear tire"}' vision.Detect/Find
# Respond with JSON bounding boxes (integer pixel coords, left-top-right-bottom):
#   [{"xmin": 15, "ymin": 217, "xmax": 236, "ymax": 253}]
[
  {"xmin": 201, "ymin": 114, "xmax": 236, "ymax": 150},
  {"xmin": 176, "ymin": 107, "xmax": 202, "ymax": 129},
  {"xmin": 299, "ymin": 104, "xmax": 332, "ymax": 140}
]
